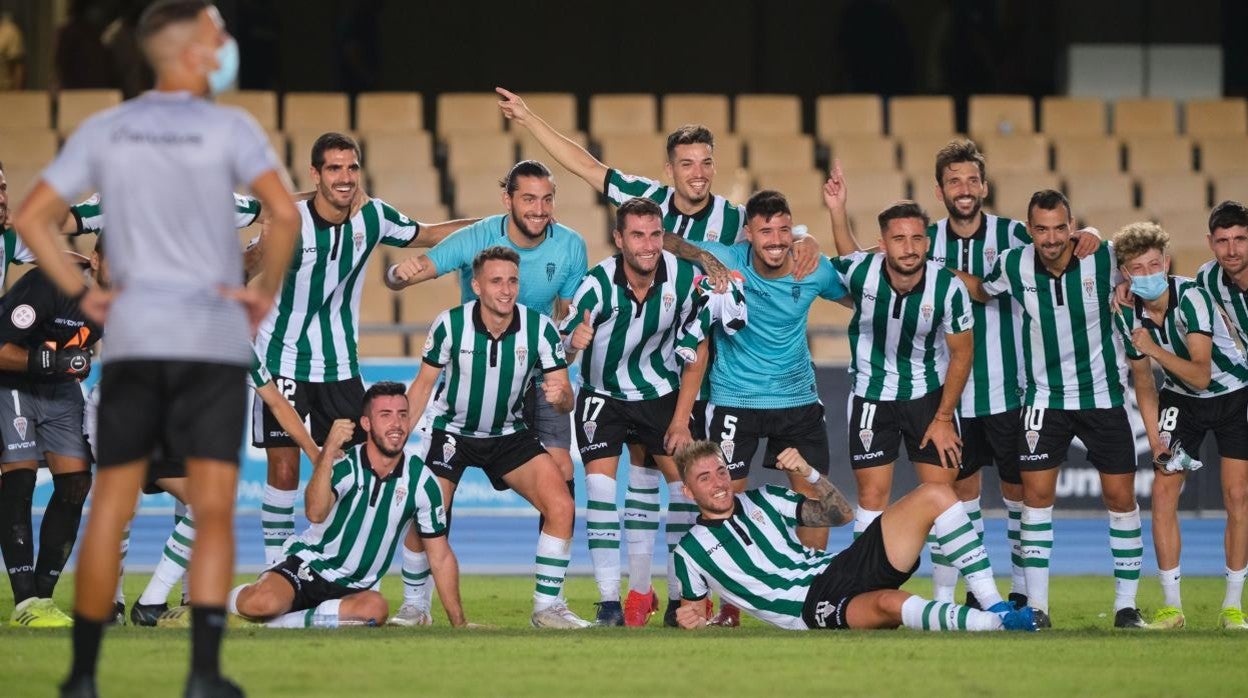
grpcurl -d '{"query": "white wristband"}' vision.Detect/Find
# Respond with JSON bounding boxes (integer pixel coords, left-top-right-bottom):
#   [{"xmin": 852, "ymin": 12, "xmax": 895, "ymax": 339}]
[
  {"xmin": 804, "ymin": 469, "xmax": 821, "ymax": 484},
  {"xmin": 385, "ymin": 264, "xmax": 402, "ymax": 286}
]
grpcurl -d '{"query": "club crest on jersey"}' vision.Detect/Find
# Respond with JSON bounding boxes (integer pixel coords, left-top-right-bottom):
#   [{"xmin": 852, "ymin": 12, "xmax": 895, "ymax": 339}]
[
  {"xmin": 921, "ymin": 304, "xmax": 933, "ymax": 322},
  {"xmin": 791, "ymin": 286, "xmax": 801, "ymax": 303},
  {"xmin": 353, "ymin": 229, "xmax": 364, "ymax": 251},
  {"xmin": 516, "ymin": 346, "xmax": 528, "ymax": 365},
  {"xmin": 1025, "ymin": 430, "xmax": 1040, "ymax": 454},
  {"xmin": 1159, "ymin": 431, "xmax": 1172, "ymax": 450},
  {"xmin": 663, "ymin": 292, "xmax": 675, "ymax": 311},
  {"xmin": 720, "ymin": 440, "xmax": 735, "ymax": 463},
  {"xmin": 706, "ymin": 229, "xmax": 720, "ymax": 242},
  {"xmin": 750, "ymin": 508, "xmax": 765, "ymax": 525},
  {"xmin": 395, "ymin": 485, "xmax": 407, "ymax": 503},
  {"xmin": 984, "ymin": 247, "xmax": 997, "ymax": 267},
  {"xmin": 583, "ymin": 420, "xmax": 598, "ymax": 443},
  {"xmin": 858, "ymin": 428, "xmax": 873, "ymax": 451},
  {"xmin": 442, "ymin": 435, "xmax": 457, "ymax": 463},
  {"xmin": 546, "ymin": 262, "xmax": 556, "ymax": 281},
  {"xmin": 12, "ymin": 416, "xmax": 26, "ymax": 441},
  {"xmin": 1083, "ymin": 277, "xmax": 1096, "ymax": 298}
]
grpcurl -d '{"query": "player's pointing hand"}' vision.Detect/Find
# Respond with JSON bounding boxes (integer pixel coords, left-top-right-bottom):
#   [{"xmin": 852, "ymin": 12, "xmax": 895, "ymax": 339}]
[{"xmin": 496, "ymin": 87, "xmax": 531, "ymax": 124}]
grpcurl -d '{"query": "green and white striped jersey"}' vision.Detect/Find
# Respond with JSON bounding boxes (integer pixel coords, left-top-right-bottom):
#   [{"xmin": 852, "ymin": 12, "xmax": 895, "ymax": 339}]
[
  {"xmin": 247, "ymin": 349, "xmax": 271, "ymax": 390},
  {"xmin": 69, "ymin": 192, "xmax": 262, "ymax": 234},
  {"xmin": 1114, "ymin": 276, "xmax": 1248, "ymax": 397},
  {"xmin": 422, "ymin": 301, "xmax": 566, "ymax": 437},
  {"xmin": 982, "ymin": 242, "xmax": 1127, "ymax": 410},
  {"xmin": 673, "ymin": 485, "xmax": 832, "ymax": 631},
  {"xmin": 927, "ymin": 215, "xmax": 1031, "ymax": 416},
  {"xmin": 257, "ymin": 198, "xmax": 418, "ymax": 382},
  {"xmin": 829, "ymin": 251, "xmax": 974, "ymax": 401},
  {"xmin": 0, "ymin": 227, "xmax": 34, "ymax": 289},
  {"xmin": 285, "ymin": 445, "xmax": 446, "ymax": 590},
  {"xmin": 561, "ymin": 251, "xmax": 701, "ymax": 401},
  {"xmin": 603, "ymin": 169, "xmax": 743, "ymax": 245},
  {"xmin": 1194, "ymin": 260, "xmax": 1248, "ymax": 346}
]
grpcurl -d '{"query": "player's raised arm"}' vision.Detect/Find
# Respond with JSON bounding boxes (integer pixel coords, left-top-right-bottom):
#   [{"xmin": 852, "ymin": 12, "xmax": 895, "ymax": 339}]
[
  {"xmin": 497, "ymin": 86, "xmax": 609, "ymax": 190},
  {"xmin": 823, "ymin": 159, "xmax": 866, "ymax": 257},
  {"xmin": 773, "ymin": 448, "xmax": 853, "ymax": 527},
  {"xmin": 306, "ymin": 419, "xmax": 354, "ymax": 523}
]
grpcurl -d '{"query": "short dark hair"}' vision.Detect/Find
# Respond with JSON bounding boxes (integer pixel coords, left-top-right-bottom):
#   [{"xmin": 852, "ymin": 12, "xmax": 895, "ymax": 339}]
[
  {"xmin": 666, "ymin": 125, "xmax": 715, "ymax": 161},
  {"xmin": 1027, "ymin": 189, "xmax": 1072, "ymax": 222},
  {"xmin": 745, "ymin": 190, "xmax": 791, "ymax": 223},
  {"xmin": 311, "ymin": 132, "xmax": 361, "ymax": 170},
  {"xmin": 877, "ymin": 200, "xmax": 929, "ymax": 232},
  {"xmin": 614, "ymin": 197, "xmax": 663, "ymax": 233},
  {"xmin": 934, "ymin": 138, "xmax": 986, "ymax": 185},
  {"xmin": 675, "ymin": 440, "xmax": 726, "ymax": 483},
  {"xmin": 1209, "ymin": 200, "xmax": 1248, "ymax": 234},
  {"xmin": 137, "ymin": 0, "xmax": 210, "ymax": 44},
  {"xmin": 500, "ymin": 160, "xmax": 553, "ymax": 195},
  {"xmin": 362, "ymin": 380, "xmax": 406, "ymax": 413},
  {"xmin": 471, "ymin": 245, "xmax": 520, "ymax": 276}
]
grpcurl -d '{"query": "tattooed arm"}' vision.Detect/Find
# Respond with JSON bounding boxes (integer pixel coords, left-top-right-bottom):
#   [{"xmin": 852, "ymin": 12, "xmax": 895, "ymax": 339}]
[
  {"xmin": 773, "ymin": 448, "xmax": 853, "ymax": 527},
  {"xmin": 662, "ymin": 233, "xmax": 733, "ymax": 292}
]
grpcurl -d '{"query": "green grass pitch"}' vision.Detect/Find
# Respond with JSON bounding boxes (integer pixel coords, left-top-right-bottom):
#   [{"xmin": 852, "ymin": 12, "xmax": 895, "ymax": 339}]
[{"xmin": 2, "ymin": 575, "xmax": 1243, "ymax": 697}]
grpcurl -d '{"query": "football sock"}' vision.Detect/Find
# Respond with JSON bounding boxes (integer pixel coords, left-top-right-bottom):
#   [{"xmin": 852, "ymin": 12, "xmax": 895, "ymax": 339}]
[
  {"xmin": 1224, "ymin": 565, "xmax": 1246, "ymax": 611},
  {"xmin": 665, "ymin": 487, "xmax": 697, "ymax": 600},
  {"xmin": 139, "ymin": 511, "xmax": 196, "ymax": 605},
  {"xmin": 585, "ymin": 473, "xmax": 620, "ymax": 602},
  {"xmin": 1002, "ymin": 498, "xmax": 1027, "ymax": 598},
  {"xmin": 1109, "ymin": 505, "xmax": 1143, "ymax": 611},
  {"xmin": 533, "ymin": 532, "xmax": 571, "ymax": 611},
  {"xmin": 900, "ymin": 596, "xmax": 1002, "ymax": 631},
  {"xmin": 1159, "ymin": 566, "xmax": 1182, "ymax": 609},
  {"xmin": 34, "ymin": 471, "xmax": 91, "ymax": 599},
  {"xmin": 1020, "ymin": 505, "xmax": 1054, "ymax": 613},
  {"xmin": 190, "ymin": 606, "xmax": 225, "ymax": 677},
  {"xmin": 261, "ymin": 485, "xmax": 297, "ymax": 567},
  {"xmin": 401, "ymin": 544, "xmax": 431, "ymax": 610},
  {"xmin": 0, "ymin": 468, "xmax": 36, "ymax": 603},
  {"xmin": 267, "ymin": 599, "xmax": 343, "ymax": 628},
  {"xmin": 853, "ymin": 506, "xmax": 882, "ymax": 540},
  {"xmin": 624, "ymin": 464, "xmax": 660, "ymax": 594},
  {"xmin": 933, "ymin": 501, "xmax": 1003, "ymax": 609}
]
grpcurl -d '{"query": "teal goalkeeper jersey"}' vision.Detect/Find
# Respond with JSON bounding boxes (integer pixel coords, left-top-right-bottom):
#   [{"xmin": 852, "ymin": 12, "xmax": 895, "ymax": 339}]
[{"xmin": 692, "ymin": 241, "xmax": 846, "ymax": 409}]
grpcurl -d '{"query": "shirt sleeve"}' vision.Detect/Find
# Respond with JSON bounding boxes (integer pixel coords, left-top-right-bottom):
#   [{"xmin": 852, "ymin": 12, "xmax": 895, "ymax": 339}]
[
  {"xmin": 246, "ymin": 350, "xmax": 272, "ymax": 389},
  {"xmin": 424, "ymin": 221, "xmax": 482, "ymax": 277},
  {"xmin": 816, "ymin": 257, "xmax": 847, "ymax": 301},
  {"xmin": 420, "ymin": 311, "xmax": 453, "ymax": 368},
  {"xmin": 0, "ymin": 271, "xmax": 56, "ymax": 347},
  {"xmin": 69, "ymin": 194, "xmax": 103, "ymax": 235},
  {"xmin": 603, "ymin": 168, "xmax": 668, "ymax": 206},
  {"xmin": 40, "ymin": 118, "xmax": 97, "ymax": 203},
  {"xmin": 234, "ymin": 194, "xmax": 262, "ymax": 228},
  {"xmin": 672, "ymin": 547, "xmax": 709, "ymax": 602},
  {"xmin": 1010, "ymin": 220, "xmax": 1032, "ymax": 245},
  {"xmin": 980, "ymin": 253, "xmax": 1011, "ymax": 298},
  {"xmin": 1180, "ymin": 288, "xmax": 1215, "ymax": 337},
  {"xmin": 3, "ymin": 228, "xmax": 35, "ymax": 265},
  {"xmin": 1113, "ymin": 308, "xmax": 1145, "ymax": 361},
  {"xmin": 228, "ymin": 110, "xmax": 283, "ymax": 190},
  {"xmin": 376, "ymin": 200, "xmax": 421, "ymax": 248},
  {"xmin": 828, "ymin": 251, "xmax": 868, "ymax": 287},
  {"xmin": 413, "ymin": 467, "xmax": 449, "ymax": 537},
  {"xmin": 537, "ymin": 315, "xmax": 568, "ymax": 372},
  {"xmin": 559, "ymin": 271, "xmax": 605, "ymax": 335},
  {"xmin": 759, "ymin": 485, "xmax": 804, "ymax": 523},
  {"xmin": 942, "ymin": 273, "xmax": 974, "ymax": 334},
  {"xmin": 560, "ymin": 235, "xmax": 589, "ymax": 300},
  {"xmin": 329, "ymin": 457, "xmax": 356, "ymax": 501}
]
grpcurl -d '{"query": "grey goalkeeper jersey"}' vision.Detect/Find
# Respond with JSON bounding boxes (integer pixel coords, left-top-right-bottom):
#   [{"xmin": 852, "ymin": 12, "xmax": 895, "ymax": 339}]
[{"xmin": 39, "ymin": 90, "xmax": 283, "ymax": 365}]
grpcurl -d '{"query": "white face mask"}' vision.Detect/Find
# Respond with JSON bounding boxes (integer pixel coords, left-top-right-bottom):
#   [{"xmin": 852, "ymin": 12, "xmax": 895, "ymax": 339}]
[{"xmin": 206, "ymin": 37, "xmax": 238, "ymax": 95}]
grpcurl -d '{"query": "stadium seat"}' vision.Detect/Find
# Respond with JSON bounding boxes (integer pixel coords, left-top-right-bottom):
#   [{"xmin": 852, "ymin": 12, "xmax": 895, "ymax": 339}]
[
  {"xmin": 542, "ymin": 162, "xmax": 599, "ymax": 208},
  {"xmin": 808, "ymin": 334, "xmax": 852, "ymax": 363},
  {"xmin": 3, "ymin": 165, "xmax": 43, "ymax": 203},
  {"xmin": 898, "ymin": 134, "xmax": 960, "ymax": 180},
  {"xmin": 1197, "ymin": 137, "xmax": 1248, "ymax": 176},
  {"xmin": 357, "ymin": 333, "xmax": 407, "ymax": 358},
  {"xmin": 734, "ymin": 94, "xmax": 802, "ymax": 136},
  {"xmin": 383, "ymin": 200, "xmax": 449, "ymax": 225},
  {"xmin": 366, "ymin": 167, "xmax": 443, "ymax": 209},
  {"xmin": 912, "ymin": 179, "xmax": 945, "ymax": 219},
  {"xmin": 889, "ymin": 96, "xmax": 955, "ymax": 137},
  {"xmin": 1113, "ymin": 98, "xmax": 1178, "ymax": 137},
  {"xmin": 452, "ymin": 169, "xmax": 513, "ymax": 215},
  {"xmin": 746, "ymin": 134, "xmax": 816, "ymax": 173},
  {"xmin": 355, "ymin": 92, "xmax": 423, "ymax": 132},
  {"xmin": 1170, "ymin": 246, "xmax": 1209, "ymax": 277},
  {"xmin": 1039, "ymin": 96, "xmax": 1106, "ymax": 137},
  {"xmin": 597, "ymin": 133, "xmax": 668, "ymax": 182},
  {"xmin": 282, "ymin": 92, "xmax": 350, "ymax": 133},
  {"xmin": 217, "ymin": 90, "xmax": 278, "ymax": 131},
  {"xmin": 710, "ymin": 134, "xmax": 745, "ymax": 173},
  {"xmin": 1155, "ymin": 208, "xmax": 1215, "ymax": 250},
  {"xmin": 754, "ymin": 170, "xmax": 825, "ymax": 208},
  {"xmin": 788, "ymin": 202, "xmax": 831, "ymax": 240},
  {"xmin": 1213, "ymin": 174, "xmax": 1248, "ymax": 202},
  {"xmin": 516, "ymin": 129, "xmax": 587, "ymax": 162},
  {"xmin": 662, "ymin": 94, "xmax": 730, "ymax": 135},
  {"xmin": 362, "ymin": 131, "xmax": 435, "ymax": 173},
  {"xmin": 358, "ymin": 276, "xmax": 397, "ymax": 324},
  {"xmin": 968, "ymin": 95, "xmax": 1035, "ymax": 139},
  {"xmin": 0, "ymin": 128, "xmax": 58, "ymax": 168},
  {"xmin": 1184, "ymin": 98, "xmax": 1247, "ymax": 138},
  {"xmin": 57, "ymin": 89, "xmax": 121, "ymax": 136},
  {"xmin": 978, "ymin": 134, "xmax": 1050, "ymax": 175},
  {"xmin": 444, "ymin": 132, "xmax": 515, "ymax": 175},
  {"xmin": 436, "ymin": 92, "xmax": 505, "ymax": 136},
  {"xmin": 1064, "ymin": 172, "xmax": 1136, "ymax": 210},
  {"xmin": 815, "ymin": 94, "xmax": 884, "ymax": 142},
  {"xmin": 399, "ymin": 272, "xmax": 467, "ymax": 326},
  {"xmin": 829, "ymin": 136, "xmax": 898, "ymax": 173},
  {"xmin": 1078, "ymin": 207, "xmax": 1151, "ymax": 238},
  {"xmin": 990, "ymin": 173, "xmax": 1062, "ymax": 220},
  {"xmin": 265, "ymin": 130, "xmax": 288, "ymax": 166},
  {"xmin": 807, "ymin": 295, "xmax": 853, "ymax": 329},
  {"xmin": 1052, "ymin": 136, "xmax": 1122, "ymax": 174},
  {"xmin": 287, "ymin": 130, "xmax": 359, "ymax": 175},
  {"xmin": 0, "ymin": 91, "xmax": 51, "ymax": 129},
  {"xmin": 554, "ymin": 205, "xmax": 610, "ymax": 250},
  {"xmin": 1138, "ymin": 173, "xmax": 1209, "ymax": 215},
  {"xmin": 1125, "ymin": 136, "xmax": 1194, "ymax": 175},
  {"xmin": 842, "ymin": 171, "xmax": 907, "ymax": 219},
  {"xmin": 522, "ymin": 93, "xmax": 578, "ymax": 133},
  {"xmin": 589, "ymin": 94, "xmax": 657, "ymax": 136}
]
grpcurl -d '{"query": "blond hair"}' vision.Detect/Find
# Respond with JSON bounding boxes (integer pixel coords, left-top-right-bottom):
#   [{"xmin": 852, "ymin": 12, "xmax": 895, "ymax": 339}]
[
  {"xmin": 1112, "ymin": 221, "xmax": 1170, "ymax": 265},
  {"xmin": 674, "ymin": 441, "xmax": 725, "ymax": 483}
]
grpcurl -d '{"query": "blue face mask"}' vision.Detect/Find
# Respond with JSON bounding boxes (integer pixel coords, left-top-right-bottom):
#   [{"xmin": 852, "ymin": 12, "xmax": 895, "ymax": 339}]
[
  {"xmin": 208, "ymin": 37, "xmax": 238, "ymax": 95},
  {"xmin": 1130, "ymin": 271, "xmax": 1168, "ymax": 300}
]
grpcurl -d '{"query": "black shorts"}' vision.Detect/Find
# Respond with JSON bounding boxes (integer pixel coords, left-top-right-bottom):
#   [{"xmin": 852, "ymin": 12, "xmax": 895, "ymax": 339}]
[
  {"xmin": 959, "ymin": 408, "xmax": 1022, "ymax": 484},
  {"xmin": 1017, "ymin": 405, "xmax": 1137, "ymax": 474},
  {"xmin": 847, "ymin": 389, "xmax": 953, "ymax": 470},
  {"xmin": 268, "ymin": 555, "xmax": 356, "ymax": 613},
  {"xmin": 801, "ymin": 516, "xmax": 919, "ymax": 630},
  {"xmin": 575, "ymin": 390, "xmax": 677, "ymax": 462},
  {"xmin": 424, "ymin": 428, "xmax": 547, "ymax": 491},
  {"xmin": 1158, "ymin": 386, "xmax": 1248, "ymax": 461},
  {"xmin": 97, "ymin": 360, "xmax": 247, "ymax": 468},
  {"xmin": 142, "ymin": 452, "xmax": 187, "ymax": 495},
  {"xmin": 251, "ymin": 374, "xmax": 366, "ymax": 449},
  {"xmin": 640, "ymin": 398, "xmax": 712, "ymax": 470},
  {"xmin": 706, "ymin": 402, "xmax": 830, "ymax": 481}
]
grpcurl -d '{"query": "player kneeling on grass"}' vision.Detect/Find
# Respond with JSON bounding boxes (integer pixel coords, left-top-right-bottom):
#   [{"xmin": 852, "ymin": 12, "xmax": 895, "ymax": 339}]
[
  {"xmin": 671, "ymin": 441, "xmax": 1036, "ymax": 632},
  {"xmin": 229, "ymin": 382, "xmax": 465, "ymax": 628}
]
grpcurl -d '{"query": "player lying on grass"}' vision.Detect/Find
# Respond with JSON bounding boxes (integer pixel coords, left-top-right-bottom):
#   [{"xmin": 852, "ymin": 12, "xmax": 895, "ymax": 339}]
[
  {"xmin": 227, "ymin": 382, "xmax": 465, "ymax": 628},
  {"xmin": 671, "ymin": 441, "xmax": 1036, "ymax": 632}
]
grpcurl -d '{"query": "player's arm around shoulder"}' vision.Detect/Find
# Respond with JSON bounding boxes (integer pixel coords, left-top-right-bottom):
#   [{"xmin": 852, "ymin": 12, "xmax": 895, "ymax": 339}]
[
  {"xmin": 536, "ymin": 311, "xmax": 574, "ymax": 413},
  {"xmin": 773, "ymin": 448, "xmax": 853, "ymax": 527}
]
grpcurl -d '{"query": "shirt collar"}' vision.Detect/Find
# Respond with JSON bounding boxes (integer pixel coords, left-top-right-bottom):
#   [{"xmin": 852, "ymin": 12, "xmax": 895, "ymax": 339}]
[
  {"xmin": 882, "ymin": 261, "xmax": 928, "ymax": 299},
  {"xmin": 674, "ymin": 195, "xmax": 715, "ymax": 222},
  {"xmin": 360, "ymin": 446, "xmax": 406, "ymax": 482},
  {"xmin": 1220, "ymin": 266, "xmax": 1248, "ymax": 296},
  {"xmin": 1033, "ymin": 244, "xmax": 1080, "ymax": 279},
  {"xmin": 945, "ymin": 214, "xmax": 989, "ymax": 242},
  {"xmin": 611, "ymin": 253, "xmax": 669, "ymax": 289},
  {"xmin": 695, "ymin": 496, "xmax": 739, "ymax": 527},
  {"xmin": 498, "ymin": 214, "xmax": 552, "ymax": 243},
  {"xmin": 1134, "ymin": 275, "xmax": 1180, "ymax": 330},
  {"xmin": 305, "ymin": 198, "xmax": 347, "ymax": 230},
  {"xmin": 471, "ymin": 300, "xmax": 521, "ymax": 338}
]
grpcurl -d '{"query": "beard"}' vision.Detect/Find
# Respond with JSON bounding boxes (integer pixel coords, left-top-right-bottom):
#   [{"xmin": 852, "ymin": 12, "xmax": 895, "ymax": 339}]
[
  {"xmin": 371, "ymin": 429, "xmax": 405, "ymax": 458},
  {"xmin": 945, "ymin": 196, "xmax": 983, "ymax": 223},
  {"xmin": 510, "ymin": 210, "xmax": 547, "ymax": 239}
]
